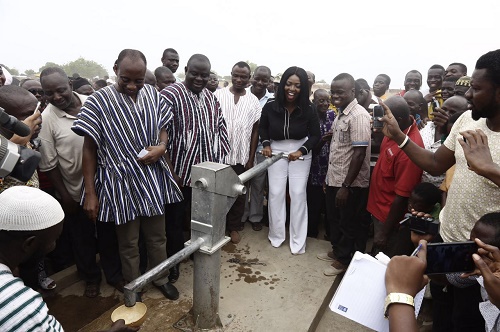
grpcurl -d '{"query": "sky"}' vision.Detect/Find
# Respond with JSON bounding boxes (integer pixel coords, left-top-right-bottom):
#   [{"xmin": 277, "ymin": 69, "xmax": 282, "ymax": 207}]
[{"xmin": 1, "ymin": 0, "xmax": 500, "ymax": 89}]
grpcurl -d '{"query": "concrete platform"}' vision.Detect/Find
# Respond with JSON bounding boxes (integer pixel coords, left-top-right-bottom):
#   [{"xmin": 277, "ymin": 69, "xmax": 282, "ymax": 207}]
[{"xmin": 45, "ymin": 224, "xmax": 354, "ymax": 331}]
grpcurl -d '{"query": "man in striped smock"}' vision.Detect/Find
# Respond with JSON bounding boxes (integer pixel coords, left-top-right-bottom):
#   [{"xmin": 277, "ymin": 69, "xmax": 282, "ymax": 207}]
[
  {"xmin": 160, "ymin": 54, "xmax": 230, "ymax": 283},
  {"xmin": 215, "ymin": 61, "xmax": 261, "ymax": 244},
  {"xmin": 72, "ymin": 49, "xmax": 183, "ymax": 302}
]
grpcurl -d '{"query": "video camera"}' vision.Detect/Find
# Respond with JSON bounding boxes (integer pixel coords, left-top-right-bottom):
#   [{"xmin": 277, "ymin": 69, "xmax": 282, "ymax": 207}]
[
  {"xmin": 400, "ymin": 213, "xmax": 440, "ymax": 236},
  {"xmin": 0, "ymin": 107, "xmax": 40, "ymax": 182}
]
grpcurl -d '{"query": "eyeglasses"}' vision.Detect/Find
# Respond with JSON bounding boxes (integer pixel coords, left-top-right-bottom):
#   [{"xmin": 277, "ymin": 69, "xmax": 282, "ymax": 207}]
[{"xmin": 28, "ymin": 89, "xmax": 44, "ymax": 96}]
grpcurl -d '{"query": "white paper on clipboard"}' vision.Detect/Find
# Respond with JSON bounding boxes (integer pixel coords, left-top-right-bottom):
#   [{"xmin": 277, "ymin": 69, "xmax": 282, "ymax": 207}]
[{"xmin": 329, "ymin": 251, "xmax": 425, "ymax": 332}]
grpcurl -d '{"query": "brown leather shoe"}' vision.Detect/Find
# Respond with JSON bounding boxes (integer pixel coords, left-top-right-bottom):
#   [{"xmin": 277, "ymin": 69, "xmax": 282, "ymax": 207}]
[{"xmin": 230, "ymin": 231, "xmax": 241, "ymax": 244}]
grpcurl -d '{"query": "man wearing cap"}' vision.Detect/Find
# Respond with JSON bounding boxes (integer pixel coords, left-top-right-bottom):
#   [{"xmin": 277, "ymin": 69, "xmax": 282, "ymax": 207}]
[
  {"xmin": 0, "ymin": 187, "xmax": 137, "ymax": 332},
  {"xmin": 454, "ymin": 76, "xmax": 471, "ymax": 97}
]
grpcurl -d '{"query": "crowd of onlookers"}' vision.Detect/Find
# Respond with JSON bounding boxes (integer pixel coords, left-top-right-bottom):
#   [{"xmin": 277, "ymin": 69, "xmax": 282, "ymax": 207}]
[{"xmin": 1, "ymin": 47, "xmax": 500, "ymax": 331}]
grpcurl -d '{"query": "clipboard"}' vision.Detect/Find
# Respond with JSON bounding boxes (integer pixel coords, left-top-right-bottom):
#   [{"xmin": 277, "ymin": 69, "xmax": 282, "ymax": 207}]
[{"xmin": 329, "ymin": 251, "xmax": 425, "ymax": 332}]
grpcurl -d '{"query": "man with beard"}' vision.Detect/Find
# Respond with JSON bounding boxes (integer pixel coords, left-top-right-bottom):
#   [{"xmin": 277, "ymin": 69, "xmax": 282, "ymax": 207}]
[
  {"xmin": 215, "ymin": 62, "xmax": 261, "ymax": 243},
  {"xmin": 379, "ymin": 49, "xmax": 500, "ymax": 332}
]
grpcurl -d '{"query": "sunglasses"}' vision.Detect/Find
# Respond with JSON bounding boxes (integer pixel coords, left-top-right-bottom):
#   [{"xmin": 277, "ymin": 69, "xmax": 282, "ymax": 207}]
[{"xmin": 28, "ymin": 89, "xmax": 44, "ymax": 96}]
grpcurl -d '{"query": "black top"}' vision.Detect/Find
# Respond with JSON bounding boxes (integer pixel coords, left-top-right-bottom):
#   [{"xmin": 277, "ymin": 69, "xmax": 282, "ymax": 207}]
[{"xmin": 259, "ymin": 99, "xmax": 321, "ymax": 155}]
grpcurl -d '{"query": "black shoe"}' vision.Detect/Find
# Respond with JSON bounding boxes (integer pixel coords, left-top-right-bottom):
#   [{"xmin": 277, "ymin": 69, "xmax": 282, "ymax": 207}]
[
  {"xmin": 157, "ymin": 282, "xmax": 179, "ymax": 300},
  {"xmin": 169, "ymin": 264, "xmax": 180, "ymax": 284}
]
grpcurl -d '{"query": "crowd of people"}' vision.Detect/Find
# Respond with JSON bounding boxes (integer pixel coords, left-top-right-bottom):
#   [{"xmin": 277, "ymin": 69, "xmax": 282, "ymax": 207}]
[{"xmin": 0, "ymin": 47, "xmax": 499, "ymax": 331}]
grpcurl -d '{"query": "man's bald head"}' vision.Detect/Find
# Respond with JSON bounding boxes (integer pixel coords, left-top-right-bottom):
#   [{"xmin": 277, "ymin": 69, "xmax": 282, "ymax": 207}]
[
  {"xmin": 186, "ymin": 54, "xmax": 211, "ymax": 68},
  {"xmin": 442, "ymin": 95, "xmax": 469, "ymax": 115},
  {"xmin": 385, "ymin": 96, "xmax": 411, "ymax": 130},
  {"xmin": 0, "ymin": 85, "xmax": 37, "ymax": 120}
]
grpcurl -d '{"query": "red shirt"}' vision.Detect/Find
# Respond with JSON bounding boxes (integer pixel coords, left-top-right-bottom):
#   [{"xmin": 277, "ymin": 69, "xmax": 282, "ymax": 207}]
[{"xmin": 367, "ymin": 121, "xmax": 424, "ymax": 222}]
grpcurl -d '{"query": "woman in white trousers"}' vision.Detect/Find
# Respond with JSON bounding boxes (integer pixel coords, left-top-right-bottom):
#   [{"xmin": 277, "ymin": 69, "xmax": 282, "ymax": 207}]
[{"xmin": 259, "ymin": 66, "xmax": 320, "ymax": 254}]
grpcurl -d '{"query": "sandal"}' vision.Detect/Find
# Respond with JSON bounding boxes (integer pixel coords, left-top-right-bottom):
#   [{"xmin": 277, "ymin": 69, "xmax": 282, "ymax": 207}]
[
  {"xmin": 84, "ymin": 282, "xmax": 100, "ymax": 298},
  {"xmin": 38, "ymin": 271, "xmax": 56, "ymax": 290}
]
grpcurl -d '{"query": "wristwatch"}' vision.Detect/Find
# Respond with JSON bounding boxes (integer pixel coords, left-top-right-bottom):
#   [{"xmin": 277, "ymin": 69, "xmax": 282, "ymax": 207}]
[
  {"xmin": 384, "ymin": 293, "xmax": 414, "ymax": 318},
  {"xmin": 341, "ymin": 182, "xmax": 351, "ymax": 189}
]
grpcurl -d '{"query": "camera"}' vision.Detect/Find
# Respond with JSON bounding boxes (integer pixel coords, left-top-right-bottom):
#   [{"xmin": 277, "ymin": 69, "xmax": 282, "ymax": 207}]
[
  {"xmin": 372, "ymin": 105, "xmax": 384, "ymax": 128},
  {"xmin": 0, "ymin": 107, "xmax": 40, "ymax": 182},
  {"xmin": 401, "ymin": 213, "xmax": 440, "ymax": 236}
]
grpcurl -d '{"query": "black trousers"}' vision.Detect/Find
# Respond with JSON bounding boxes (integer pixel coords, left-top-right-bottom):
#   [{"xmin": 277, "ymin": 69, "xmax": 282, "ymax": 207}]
[
  {"xmin": 49, "ymin": 206, "xmax": 121, "ymax": 284},
  {"xmin": 326, "ymin": 186, "xmax": 370, "ymax": 265},
  {"xmin": 430, "ymin": 281, "xmax": 484, "ymax": 332},
  {"xmin": 165, "ymin": 186, "xmax": 192, "ymax": 257},
  {"xmin": 306, "ymin": 183, "xmax": 327, "ymax": 238},
  {"xmin": 226, "ymin": 164, "xmax": 246, "ymax": 232}
]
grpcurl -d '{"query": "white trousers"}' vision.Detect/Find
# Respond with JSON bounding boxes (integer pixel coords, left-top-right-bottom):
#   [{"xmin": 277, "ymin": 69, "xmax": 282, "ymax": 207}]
[{"xmin": 267, "ymin": 138, "xmax": 312, "ymax": 254}]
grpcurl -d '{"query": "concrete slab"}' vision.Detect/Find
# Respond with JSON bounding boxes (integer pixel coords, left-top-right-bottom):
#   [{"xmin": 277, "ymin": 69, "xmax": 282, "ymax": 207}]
[{"xmin": 46, "ymin": 224, "xmax": 345, "ymax": 331}]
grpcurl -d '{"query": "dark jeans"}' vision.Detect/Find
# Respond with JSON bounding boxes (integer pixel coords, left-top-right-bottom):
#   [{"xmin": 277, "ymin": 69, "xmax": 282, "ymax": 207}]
[
  {"xmin": 96, "ymin": 221, "xmax": 123, "ymax": 285},
  {"xmin": 326, "ymin": 186, "xmax": 370, "ymax": 265},
  {"xmin": 165, "ymin": 186, "xmax": 192, "ymax": 257},
  {"xmin": 226, "ymin": 164, "xmax": 246, "ymax": 232},
  {"xmin": 306, "ymin": 183, "xmax": 328, "ymax": 238},
  {"xmin": 49, "ymin": 205, "xmax": 101, "ymax": 283},
  {"xmin": 49, "ymin": 206, "xmax": 121, "ymax": 284},
  {"xmin": 430, "ymin": 281, "xmax": 484, "ymax": 332}
]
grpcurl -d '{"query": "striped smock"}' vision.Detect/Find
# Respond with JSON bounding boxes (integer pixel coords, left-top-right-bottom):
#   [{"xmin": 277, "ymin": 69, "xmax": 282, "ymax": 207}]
[
  {"xmin": 72, "ymin": 84, "xmax": 182, "ymax": 225},
  {"xmin": 0, "ymin": 264, "xmax": 63, "ymax": 331},
  {"xmin": 160, "ymin": 83, "xmax": 230, "ymax": 186}
]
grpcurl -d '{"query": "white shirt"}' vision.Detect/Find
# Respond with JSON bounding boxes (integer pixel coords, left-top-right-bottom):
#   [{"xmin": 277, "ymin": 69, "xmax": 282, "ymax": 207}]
[{"xmin": 215, "ymin": 87, "xmax": 261, "ymax": 165}]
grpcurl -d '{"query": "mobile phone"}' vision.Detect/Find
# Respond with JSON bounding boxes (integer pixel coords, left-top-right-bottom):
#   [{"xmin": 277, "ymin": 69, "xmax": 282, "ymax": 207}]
[
  {"xmin": 372, "ymin": 105, "xmax": 384, "ymax": 128},
  {"xmin": 33, "ymin": 101, "xmax": 41, "ymax": 115},
  {"xmin": 432, "ymin": 97, "xmax": 440, "ymax": 111},
  {"xmin": 425, "ymin": 241, "xmax": 478, "ymax": 275}
]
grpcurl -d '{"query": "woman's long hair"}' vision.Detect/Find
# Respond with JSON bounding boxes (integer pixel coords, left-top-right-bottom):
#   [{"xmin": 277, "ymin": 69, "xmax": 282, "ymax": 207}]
[{"xmin": 275, "ymin": 66, "xmax": 310, "ymax": 112}]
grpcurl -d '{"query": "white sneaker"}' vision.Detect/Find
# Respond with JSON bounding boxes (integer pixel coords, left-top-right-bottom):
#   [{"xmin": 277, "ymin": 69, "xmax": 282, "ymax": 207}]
[{"xmin": 317, "ymin": 251, "xmax": 334, "ymax": 262}]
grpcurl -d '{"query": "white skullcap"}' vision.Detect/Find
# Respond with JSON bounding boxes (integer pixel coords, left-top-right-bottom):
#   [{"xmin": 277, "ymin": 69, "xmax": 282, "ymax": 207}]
[{"xmin": 0, "ymin": 186, "xmax": 65, "ymax": 231}]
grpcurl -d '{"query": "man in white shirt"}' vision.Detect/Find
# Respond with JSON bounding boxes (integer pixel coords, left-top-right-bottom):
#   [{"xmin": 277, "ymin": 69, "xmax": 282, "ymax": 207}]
[{"xmin": 215, "ymin": 61, "xmax": 261, "ymax": 243}]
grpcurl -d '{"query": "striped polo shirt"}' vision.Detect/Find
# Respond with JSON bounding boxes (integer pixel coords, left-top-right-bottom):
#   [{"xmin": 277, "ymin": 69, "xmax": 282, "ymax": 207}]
[{"xmin": 0, "ymin": 264, "xmax": 63, "ymax": 331}]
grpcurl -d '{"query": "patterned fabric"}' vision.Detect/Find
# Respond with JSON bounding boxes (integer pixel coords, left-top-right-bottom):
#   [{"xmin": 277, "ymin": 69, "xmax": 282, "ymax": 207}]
[
  {"xmin": 440, "ymin": 111, "xmax": 500, "ymax": 242},
  {"xmin": 214, "ymin": 87, "xmax": 261, "ymax": 165},
  {"xmin": 72, "ymin": 84, "xmax": 182, "ymax": 225},
  {"xmin": 478, "ymin": 277, "xmax": 500, "ymax": 332},
  {"xmin": 160, "ymin": 83, "xmax": 230, "ymax": 186},
  {"xmin": 326, "ymin": 99, "xmax": 371, "ymax": 188},
  {"xmin": 0, "ymin": 264, "xmax": 63, "ymax": 331},
  {"xmin": 309, "ymin": 109, "xmax": 336, "ymax": 186}
]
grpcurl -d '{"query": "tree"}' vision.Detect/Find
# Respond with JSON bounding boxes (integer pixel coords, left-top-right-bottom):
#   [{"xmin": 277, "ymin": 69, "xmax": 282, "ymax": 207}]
[
  {"xmin": 63, "ymin": 57, "xmax": 108, "ymax": 79},
  {"xmin": 9, "ymin": 68, "xmax": 19, "ymax": 76},
  {"xmin": 24, "ymin": 69, "xmax": 35, "ymax": 76},
  {"xmin": 246, "ymin": 61, "xmax": 258, "ymax": 73},
  {"xmin": 39, "ymin": 62, "xmax": 62, "ymax": 73}
]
